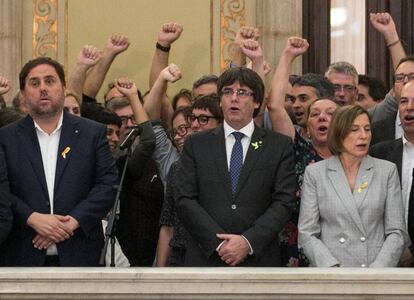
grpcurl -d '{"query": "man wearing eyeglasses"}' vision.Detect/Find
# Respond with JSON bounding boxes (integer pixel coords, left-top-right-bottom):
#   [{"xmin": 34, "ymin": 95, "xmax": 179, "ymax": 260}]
[
  {"xmin": 175, "ymin": 67, "xmax": 296, "ymax": 267},
  {"xmin": 371, "ymin": 56, "xmax": 414, "ymax": 145},
  {"xmin": 188, "ymin": 94, "xmax": 223, "ymax": 132},
  {"xmin": 325, "ymin": 61, "xmax": 359, "ymax": 106}
]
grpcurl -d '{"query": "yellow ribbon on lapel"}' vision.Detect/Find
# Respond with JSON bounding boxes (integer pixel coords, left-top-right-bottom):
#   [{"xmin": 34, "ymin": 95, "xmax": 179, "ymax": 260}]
[
  {"xmin": 357, "ymin": 181, "xmax": 368, "ymax": 193},
  {"xmin": 61, "ymin": 147, "xmax": 71, "ymax": 159}
]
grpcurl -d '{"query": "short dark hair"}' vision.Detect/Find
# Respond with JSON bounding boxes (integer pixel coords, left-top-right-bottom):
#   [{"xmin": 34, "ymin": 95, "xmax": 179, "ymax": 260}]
[
  {"xmin": 217, "ymin": 67, "xmax": 264, "ymax": 118},
  {"xmin": 293, "ymin": 73, "xmax": 335, "ymax": 100},
  {"xmin": 172, "ymin": 88, "xmax": 192, "ymax": 110},
  {"xmin": 88, "ymin": 110, "xmax": 122, "ymax": 128},
  {"xmin": 0, "ymin": 107, "xmax": 24, "ymax": 128},
  {"xmin": 171, "ymin": 105, "xmax": 193, "ymax": 130},
  {"xmin": 192, "ymin": 94, "xmax": 223, "ymax": 122},
  {"xmin": 358, "ymin": 75, "xmax": 387, "ymax": 102},
  {"xmin": 19, "ymin": 57, "xmax": 65, "ymax": 90},
  {"xmin": 192, "ymin": 74, "xmax": 218, "ymax": 90},
  {"xmin": 395, "ymin": 55, "xmax": 414, "ymax": 71},
  {"xmin": 327, "ymin": 105, "xmax": 371, "ymax": 155}
]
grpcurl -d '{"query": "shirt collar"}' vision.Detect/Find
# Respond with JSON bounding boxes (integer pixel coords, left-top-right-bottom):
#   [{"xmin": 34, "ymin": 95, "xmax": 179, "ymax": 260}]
[
  {"xmin": 223, "ymin": 119, "xmax": 255, "ymax": 139},
  {"xmin": 34, "ymin": 111, "xmax": 64, "ymax": 135}
]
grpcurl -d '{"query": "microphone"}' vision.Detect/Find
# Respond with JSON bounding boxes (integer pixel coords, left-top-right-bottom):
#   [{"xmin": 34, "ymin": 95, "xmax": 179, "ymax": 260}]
[{"xmin": 119, "ymin": 126, "xmax": 141, "ymax": 150}]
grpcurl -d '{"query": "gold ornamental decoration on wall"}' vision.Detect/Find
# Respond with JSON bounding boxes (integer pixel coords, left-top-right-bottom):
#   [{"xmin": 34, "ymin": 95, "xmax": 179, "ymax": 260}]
[{"xmin": 33, "ymin": 0, "xmax": 58, "ymax": 59}]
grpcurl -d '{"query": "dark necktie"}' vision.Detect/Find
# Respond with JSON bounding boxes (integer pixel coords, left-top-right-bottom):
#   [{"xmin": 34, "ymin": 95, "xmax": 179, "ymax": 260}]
[
  {"xmin": 229, "ymin": 132, "xmax": 244, "ymax": 194},
  {"xmin": 407, "ymin": 168, "xmax": 414, "ymax": 242}
]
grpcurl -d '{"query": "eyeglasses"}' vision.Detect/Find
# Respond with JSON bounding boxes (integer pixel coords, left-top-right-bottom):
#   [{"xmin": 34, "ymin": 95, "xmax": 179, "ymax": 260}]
[
  {"xmin": 221, "ymin": 88, "xmax": 254, "ymax": 98},
  {"xmin": 187, "ymin": 114, "xmax": 217, "ymax": 126},
  {"xmin": 333, "ymin": 84, "xmax": 356, "ymax": 93},
  {"xmin": 119, "ymin": 115, "xmax": 136, "ymax": 125},
  {"xmin": 394, "ymin": 73, "xmax": 414, "ymax": 83},
  {"xmin": 172, "ymin": 124, "xmax": 190, "ymax": 137}
]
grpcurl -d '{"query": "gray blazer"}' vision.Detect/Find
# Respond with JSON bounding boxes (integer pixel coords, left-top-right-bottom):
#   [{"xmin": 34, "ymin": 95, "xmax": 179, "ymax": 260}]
[{"xmin": 298, "ymin": 155, "xmax": 406, "ymax": 267}]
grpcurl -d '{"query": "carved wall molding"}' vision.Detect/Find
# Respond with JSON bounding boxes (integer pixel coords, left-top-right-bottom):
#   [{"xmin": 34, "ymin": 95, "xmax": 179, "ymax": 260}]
[
  {"xmin": 32, "ymin": 0, "xmax": 58, "ymax": 59},
  {"xmin": 220, "ymin": 0, "xmax": 246, "ymax": 72}
]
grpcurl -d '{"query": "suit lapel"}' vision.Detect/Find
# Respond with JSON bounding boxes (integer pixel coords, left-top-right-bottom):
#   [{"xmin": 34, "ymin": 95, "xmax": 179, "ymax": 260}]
[
  {"xmin": 234, "ymin": 126, "xmax": 265, "ymax": 198},
  {"xmin": 353, "ymin": 156, "xmax": 374, "ymax": 209},
  {"xmin": 54, "ymin": 113, "xmax": 80, "ymax": 191},
  {"xmin": 211, "ymin": 126, "xmax": 233, "ymax": 201},
  {"xmin": 389, "ymin": 138, "xmax": 403, "ymax": 181},
  {"xmin": 17, "ymin": 116, "xmax": 49, "ymax": 198},
  {"xmin": 327, "ymin": 156, "xmax": 366, "ymax": 235}
]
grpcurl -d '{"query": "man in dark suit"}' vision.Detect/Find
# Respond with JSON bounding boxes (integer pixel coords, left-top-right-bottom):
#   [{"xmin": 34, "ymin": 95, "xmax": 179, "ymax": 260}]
[
  {"xmin": 0, "ymin": 57, "xmax": 118, "ymax": 266},
  {"xmin": 175, "ymin": 67, "xmax": 296, "ymax": 267},
  {"xmin": 370, "ymin": 56, "xmax": 414, "ymax": 145},
  {"xmin": 370, "ymin": 80, "xmax": 414, "ymax": 267},
  {"xmin": 0, "ymin": 147, "xmax": 12, "ymax": 245}
]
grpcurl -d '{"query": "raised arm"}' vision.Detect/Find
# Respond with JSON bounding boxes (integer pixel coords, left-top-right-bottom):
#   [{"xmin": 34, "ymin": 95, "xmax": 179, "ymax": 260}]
[
  {"xmin": 83, "ymin": 34, "xmax": 130, "ymax": 98},
  {"xmin": 268, "ymin": 37, "xmax": 309, "ymax": 140},
  {"xmin": 149, "ymin": 22, "xmax": 183, "ymax": 88},
  {"xmin": 0, "ymin": 76, "xmax": 11, "ymax": 96},
  {"xmin": 67, "ymin": 45, "xmax": 102, "ymax": 103},
  {"xmin": 230, "ymin": 26, "xmax": 259, "ymax": 67},
  {"xmin": 370, "ymin": 12, "xmax": 406, "ymax": 71},
  {"xmin": 115, "ymin": 78, "xmax": 149, "ymax": 124},
  {"xmin": 144, "ymin": 64, "xmax": 182, "ymax": 120},
  {"xmin": 115, "ymin": 78, "xmax": 156, "ymax": 179}
]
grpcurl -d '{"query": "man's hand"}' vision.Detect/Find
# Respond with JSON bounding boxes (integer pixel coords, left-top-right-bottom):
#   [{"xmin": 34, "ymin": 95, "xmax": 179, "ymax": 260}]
[
  {"xmin": 399, "ymin": 247, "xmax": 414, "ymax": 267},
  {"xmin": 0, "ymin": 76, "xmax": 11, "ymax": 95},
  {"xmin": 241, "ymin": 40, "xmax": 263, "ymax": 62},
  {"xmin": 160, "ymin": 63, "xmax": 182, "ymax": 83},
  {"xmin": 235, "ymin": 26, "xmax": 259, "ymax": 46},
  {"xmin": 26, "ymin": 212, "xmax": 73, "ymax": 243},
  {"xmin": 105, "ymin": 34, "xmax": 130, "ymax": 56},
  {"xmin": 115, "ymin": 77, "xmax": 138, "ymax": 98},
  {"xmin": 216, "ymin": 233, "xmax": 250, "ymax": 267},
  {"xmin": 32, "ymin": 234, "xmax": 54, "ymax": 250},
  {"xmin": 369, "ymin": 13, "xmax": 398, "ymax": 42},
  {"xmin": 283, "ymin": 37, "xmax": 309, "ymax": 60},
  {"xmin": 76, "ymin": 45, "xmax": 102, "ymax": 68},
  {"xmin": 158, "ymin": 22, "xmax": 183, "ymax": 47}
]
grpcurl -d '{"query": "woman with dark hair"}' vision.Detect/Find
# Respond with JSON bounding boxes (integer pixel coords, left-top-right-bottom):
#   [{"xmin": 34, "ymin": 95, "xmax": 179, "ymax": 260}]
[{"xmin": 298, "ymin": 105, "xmax": 406, "ymax": 267}]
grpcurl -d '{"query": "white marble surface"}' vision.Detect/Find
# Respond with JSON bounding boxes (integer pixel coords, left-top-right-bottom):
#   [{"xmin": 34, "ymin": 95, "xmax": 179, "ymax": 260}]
[{"xmin": 1, "ymin": 268, "xmax": 414, "ymax": 299}]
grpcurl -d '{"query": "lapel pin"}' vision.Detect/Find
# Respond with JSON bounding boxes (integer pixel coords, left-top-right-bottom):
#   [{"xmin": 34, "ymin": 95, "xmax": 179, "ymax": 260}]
[
  {"xmin": 61, "ymin": 147, "xmax": 71, "ymax": 159},
  {"xmin": 357, "ymin": 181, "xmax": 368, "ymax": 193},
  {"xmin": 251, "ymin": 140, "xmax": 263, "ymax": 150},
  {"xmin": 75, "ymin": 129, "xmax": 79, "ymax": 134}
]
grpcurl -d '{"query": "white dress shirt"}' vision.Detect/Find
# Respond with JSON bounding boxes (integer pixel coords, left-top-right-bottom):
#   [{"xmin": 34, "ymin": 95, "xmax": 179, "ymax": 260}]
[
  {"xmin": 223, "ymin": 119, "xmax": 255, "ymax": 169},
  {"xmin": 34, "ymin": 112, "xmax": 63, "ymax": 254},
  {"xmin": 402, "ymin": 136, "xmax": 414, "ymax": 239},
  {"xmin": 395, "ymin": 111, "xmax": 404, "ymax": 139},
  {"xmin": 217, "ymin": 119, "xmax": 255, "ymax": 255}
]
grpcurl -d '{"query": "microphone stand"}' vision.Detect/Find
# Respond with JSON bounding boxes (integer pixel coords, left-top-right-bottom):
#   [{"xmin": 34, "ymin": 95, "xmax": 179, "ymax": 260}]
[{"xmin": 99, "ymin": 141, "xmax": 133, "ymax": 267}]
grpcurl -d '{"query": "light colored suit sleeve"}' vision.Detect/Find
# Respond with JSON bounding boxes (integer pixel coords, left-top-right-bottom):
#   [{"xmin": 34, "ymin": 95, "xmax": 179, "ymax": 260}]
[
  {"xmin": 370, "ymin": 164, "xmax": 405, "ymax": 267},
  {"xmin": 298, "ymin": 166, "xmax": 340, "ymax": 267}
]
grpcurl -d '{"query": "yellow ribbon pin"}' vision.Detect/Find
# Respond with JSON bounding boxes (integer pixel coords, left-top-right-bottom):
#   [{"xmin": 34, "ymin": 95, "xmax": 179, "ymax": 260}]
[
  {"xmin": 357, "ymin": 182, "xmax": 368, "ymax": 193},
  {"xmin": 61, "ymin": 147, "xmax": 71, "ymax": 159},
  {"xmin": 251, "ymin": 141, "xmax": 263, "ymax": 150}
]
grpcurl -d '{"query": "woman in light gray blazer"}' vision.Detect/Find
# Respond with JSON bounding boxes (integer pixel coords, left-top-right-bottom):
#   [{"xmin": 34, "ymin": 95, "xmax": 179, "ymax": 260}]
[{"xmin": 298, "ymin": 105, "xmax": 406, "ymax": 267}]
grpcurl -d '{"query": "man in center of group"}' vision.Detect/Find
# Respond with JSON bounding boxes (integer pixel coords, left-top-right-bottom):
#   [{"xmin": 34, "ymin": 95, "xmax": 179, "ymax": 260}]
[{"xmin": 175, "ymin": 67, "xmax": 296, "ymax": 267}]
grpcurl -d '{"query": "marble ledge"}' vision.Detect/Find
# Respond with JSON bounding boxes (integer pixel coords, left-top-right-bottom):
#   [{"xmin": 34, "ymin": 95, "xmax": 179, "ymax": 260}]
[{"xmin": 1, "ymin": 267, "xmax": 414, "ymax": 299}]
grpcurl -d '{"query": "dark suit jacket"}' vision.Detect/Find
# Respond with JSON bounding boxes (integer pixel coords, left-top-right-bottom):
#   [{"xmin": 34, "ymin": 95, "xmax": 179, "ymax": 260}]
[
  {"xmin": 0, "ymin": 147, "xmax": 12, "ymax": 245},
  {"xmin": 175, "ymin": 125, "xmax": 296, "ymax": 267},
  {"xmin": 370, "ymin": 112, "xmax": 397, "ymax": 146},
  {"xmin": 0, "ymin": 112, "xmax": 118, "ymax": 266},
  {"xmin": 369, "ymin": 138, "xmax": 414, "ymax": 255}
]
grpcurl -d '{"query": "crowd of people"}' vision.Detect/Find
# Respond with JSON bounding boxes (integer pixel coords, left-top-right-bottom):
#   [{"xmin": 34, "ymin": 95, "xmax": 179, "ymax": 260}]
[{"xmin": 0, "ymin": 11, "xmax": 413, "ymax": 268}]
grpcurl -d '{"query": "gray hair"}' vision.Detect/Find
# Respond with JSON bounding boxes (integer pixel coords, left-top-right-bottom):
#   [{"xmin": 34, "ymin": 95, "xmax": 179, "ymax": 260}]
[
  {"xmin": 105, "ymin": 97, "xmax": 130, "ymax": 112},
  {"xmin": 325, "ymin": 61, "xmax": 358, "ymax": 85}
]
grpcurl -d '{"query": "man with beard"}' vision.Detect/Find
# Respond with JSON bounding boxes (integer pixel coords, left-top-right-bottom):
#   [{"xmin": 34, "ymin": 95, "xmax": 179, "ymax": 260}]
[{"xmin": 0, "ymin": 57, "xmax": 118, "ymax": 266}]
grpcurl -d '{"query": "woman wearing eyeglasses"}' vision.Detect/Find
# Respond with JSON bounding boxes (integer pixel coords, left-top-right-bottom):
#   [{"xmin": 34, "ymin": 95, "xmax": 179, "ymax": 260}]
[{"xmin": 145, "ymin": 64, "xmax": 223, "ymax": 267}]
